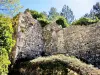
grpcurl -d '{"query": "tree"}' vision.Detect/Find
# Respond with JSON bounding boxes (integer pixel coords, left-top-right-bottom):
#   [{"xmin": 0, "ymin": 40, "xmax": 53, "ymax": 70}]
[
  {"xmin": 61, "ymin": 5, "xmax": 74, "ymax": 24},
  {"xmin": 41, "ymin": 11, "xmax": 48, "ymax": 19},
  {"xmin": 48, "ymin": 7, "xmax": 59, "ymax": 21},
  {"xmin": 84, "ymin": 13, "xmax": 90, "ymax": 18},
  {"xmin": 0, "ymin": 15, "xmax": 15, "ymax": 75},
  {"xmin": 93, "ymin": 2, "xmax": 100, "ymax": 19},
  {"xmin": 30, "ymin": 10, "xmax": 45, "ymax": 19},
  {"xmin": 0, "ymin": 0, "xmax": 22, "ymax": 16},
  {"xmin": 84, "ymin": 9, "xmax": 96, "ymax": 20},
  {"xmin": 84, "ymin": 2, "xmax": 100, "ymax": 20}
]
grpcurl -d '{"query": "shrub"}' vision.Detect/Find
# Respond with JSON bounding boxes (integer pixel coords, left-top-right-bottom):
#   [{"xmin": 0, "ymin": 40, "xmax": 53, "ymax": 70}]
[
  {"xmin": 56, "ymin": 16, "xmax": 69, "ymax": 28},
  {"xmin": 37, "ymin": 18, "xmax": 50, "ymax": 27},
  {"xmin": 72, "ymin": 17, "xmax": 99, "ymax": 25},
  {"xmin": 30, "ymin": 10, "xmax": 45, "ymax": 19},
  {"xmin": 0, "ymin": 15, "xmax": 15, "ymax": 75}
]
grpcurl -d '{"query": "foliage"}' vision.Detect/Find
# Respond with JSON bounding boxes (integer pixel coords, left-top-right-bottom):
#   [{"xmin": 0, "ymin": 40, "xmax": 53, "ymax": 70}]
[
  {"xmin": 30, "ymin": 54, "xmax": 100, "ymax": 75},
  {"xmin": 0, "ymin": 15, "xmax": 15, "ymax": 75},
  {"xmin": 29, "ymin": 5, "xmax": 75, "ymax": 24},
  {"xmin": 84, "ymin": 10, "xmax": 96, "ymax": 20},
  {"xmin": 48, "ymin": 7, "xmax": 59, "ymax": 21},
  {"xmin": 61, "ymin": 5, "xmax": 74, "ymax": 24},
  {"xmin": 72, "ymin": 17, "xmax": 99, "ymax": 25},
  {"xmin": 30, "ymin": 10, "xmax": 46, "ymax": 19},
  {"xmin": 40, "ymin": 11, "xmax": 48, "ymax": 19},
  {"xmin": 93, "ymin": 2, "xmax": 100, "ymax": 19},
  {"xmin": 37, "ymin": 18, "xmax": 50, "ymax": 27},
  {"xmin": 27, "ymin": 9, "xmax": 50, "ymax": 27},
  {"xmin": 56, "ymin": 16, "xmax": 69, "ymax": 28},
  {"xmin": 0, "ymin": 0, "xmax": 22, "ymax": 16},
  {"xmin": 84, "ymin": 2, "xmax": 100, "ymax": 20}
]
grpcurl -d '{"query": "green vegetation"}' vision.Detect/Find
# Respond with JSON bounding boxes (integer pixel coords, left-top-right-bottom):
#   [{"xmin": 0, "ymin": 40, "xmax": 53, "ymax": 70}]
[
  {"xmin": 48, "ymin": 6, "xmax": 75, "ymax": 24},
  {"xmin": 84, "ymin": 2, "xmax": 100, "ymax": 20},
  {"xmin": 72, "ymin": 17, "xmax": 99, "ymax": 25},
  {"xmin": 93, "ymin": 2, "xmax": 100, "ymax": 19},
  {"xmin": 61, "ymin": 5, "xmax": 75, "ymax": 24},
  {"xmin": 29, "ymin": 9, "xmax": 70, "ymax": 28},
  {"xmin": 40, "ymin": 11, "xmax": 48, "ymax": 19},
  {"xmin": 29, "ymin": 10, "xmax": 50, "ymax": 27},
  {"xmin": 56, "ymin": 16, "xmax": 69, "ymax": 28},
  {"xmin": 29, "ymin": 5, "xmax": 74, "ymax": 25},
  {"xmin": 0, "ymin": 15, "xmax": 15, "ymax": 75},
  {"xmin": 13, "ymin": 55, "xmax": 99, "ymax": 75},
  {"xmin": 48, "ymin": 7, "xmax": 60, "ymax": 21},
  {"xmin": 30, "ymin": 10, "xmax": 46, "ymax": 19},
  {"xmin": 37, "ymin": 18, "xmax": 50, "ymax": 27},
  {"xmin": 75, "ymin": 2, "xmax": 100, "ymax": 25},
  {"xmin": 30, "ymin": 54, "xmax": 100, "ymax": 75}
]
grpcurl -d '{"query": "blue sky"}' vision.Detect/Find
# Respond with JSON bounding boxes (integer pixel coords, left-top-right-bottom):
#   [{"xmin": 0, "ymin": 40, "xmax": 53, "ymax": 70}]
[{"xmin": 20, "ymin": 0, "xmax": 99, "ymax": 19}]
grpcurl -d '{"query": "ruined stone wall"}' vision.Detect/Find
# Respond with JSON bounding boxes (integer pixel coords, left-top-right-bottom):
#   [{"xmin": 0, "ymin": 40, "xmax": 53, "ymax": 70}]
[
  {"xmin": 14, "ymin": 11, "xmax": 100, "ymax": 68},
  {"xmin": 63, "ymin": 23, "xmax": 100, "ymax": 68},
  {"xmin": 43, "ymin": 22, "xmax": 100, "ymax": 68},
  {"xmin": 15, "ymin": 11, "xmax": 44, "ymax": 61}
]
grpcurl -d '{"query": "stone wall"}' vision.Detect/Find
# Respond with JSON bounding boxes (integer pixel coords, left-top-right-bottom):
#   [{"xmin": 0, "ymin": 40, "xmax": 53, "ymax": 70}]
[
  {"xmin": 14, "ymin": 11, "xmax": 100, "ymax": 69},
  {"xmin": 15, "ymin": 11, "xmax": 44, "ymax": 62},
  {"xmin": 63, "ymin": 23, "xmax": 100, "ymax": 68},
  {"xmin": 43, "ymin": 22, "xmax": 100, "ymax": 68}
]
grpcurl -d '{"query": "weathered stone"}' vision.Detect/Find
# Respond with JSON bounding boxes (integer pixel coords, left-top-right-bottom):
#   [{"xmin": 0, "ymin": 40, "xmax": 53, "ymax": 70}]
[
  {"xmin": 63, "ymin": 24, "xmax": 100, "ymax": 68},
  {"xmin": 15, "ymin": 11, "xmax": 44, "ymax": 62},
  {"xmin": 43, "ymin": 22, "xmax": 100, "ymax": 68},
  {"xmin": 13, "ymin": 11, "xmax": 100, "ymax": 69},
  {"xmin": 43, "ymin": 22, "xmax": 64, "ymax": 54}
]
